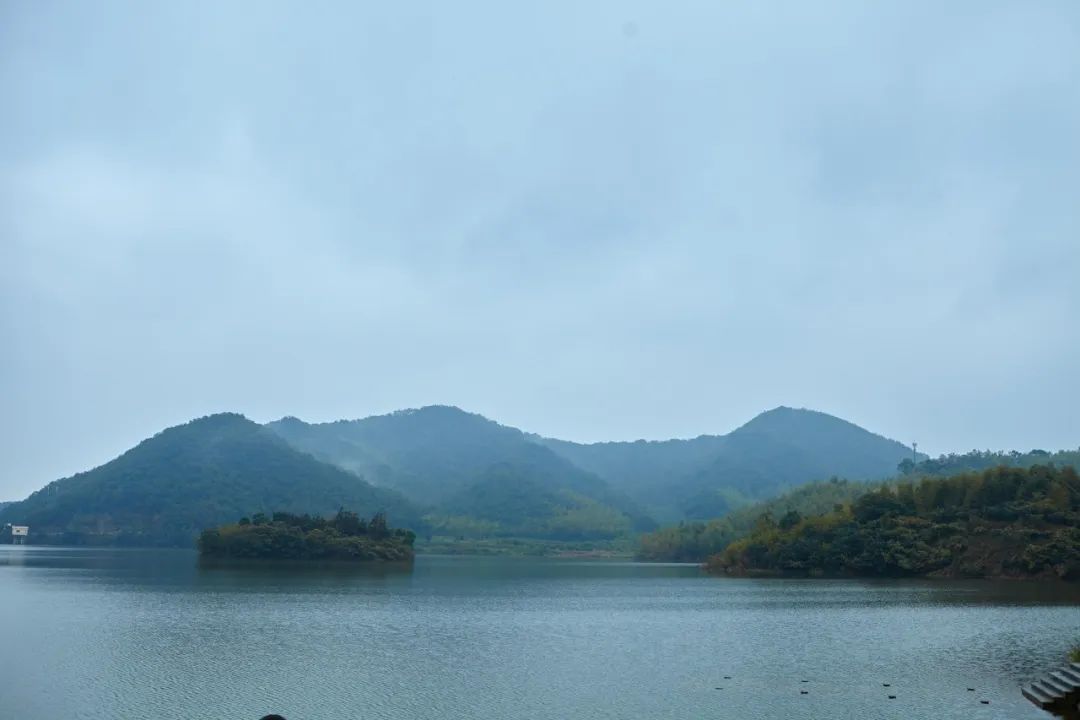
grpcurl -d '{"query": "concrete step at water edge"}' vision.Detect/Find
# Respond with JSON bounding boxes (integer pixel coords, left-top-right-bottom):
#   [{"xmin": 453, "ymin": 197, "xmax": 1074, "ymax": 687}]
[
  {"xmin": 1033, "ymin": 680, "xmax": 1068, "ymax": 699},
  {"xmin": 1049, "ymin": 670, "xmax": 1080, "ymax": 691},
  {"xmin": 1023, "ymin": 685, "xmax": 1056, "ymax": 709},
  {"xmin": 1039, "ymin": 675, "xmax": 1074, "ymax": 695},
  {"xmin": 1058, "ymin": 666, "xmax": 1080, "ymax": 685}
]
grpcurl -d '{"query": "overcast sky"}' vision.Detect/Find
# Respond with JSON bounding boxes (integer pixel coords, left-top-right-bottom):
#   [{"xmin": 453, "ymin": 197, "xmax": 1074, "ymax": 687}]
[{"xmin": 2, "ymin": 1, "xmax": 1078, "ymax": 499}]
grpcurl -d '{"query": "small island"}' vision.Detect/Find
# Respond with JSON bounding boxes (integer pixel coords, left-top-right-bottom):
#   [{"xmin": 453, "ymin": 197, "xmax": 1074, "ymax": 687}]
[{"xmin": 198, "ymin": 509, "xmax": 416, "ymax": 562}]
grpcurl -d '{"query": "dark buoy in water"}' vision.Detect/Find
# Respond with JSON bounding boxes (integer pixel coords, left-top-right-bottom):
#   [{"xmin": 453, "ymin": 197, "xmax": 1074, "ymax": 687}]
[
  {"xmin": 800, "ymin": 690, "xmax": 808, "ymax": 695},
  {"xmin": 980, "ymin": 700, "xmax": 989, "ymax": 704},
  {"xmin": 888, "ymin": 695, "xmax": 896, "ymax": 700},
  {"xmin": 723, "ymin": 676, "xmax": 731, "ymax": 679},
  {"xmin": 967, "ymin": 688, "xmax": 975, "ymax": 692},
  {"xmin": 714, "ymin": 687, "xmax": 723, "ymax": 690},
  {"xmin": 800, "ymin": 679, "xmax": 809, "ymax": 683},
  {"xmin": 883, "ymin": 683, "xmax": 890, "ymax": 687}
]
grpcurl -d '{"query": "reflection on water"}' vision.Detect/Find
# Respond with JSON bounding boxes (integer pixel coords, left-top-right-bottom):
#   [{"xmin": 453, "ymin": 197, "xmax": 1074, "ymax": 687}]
[{"xmin": 0, "ymin": 546, "xmax": 1077, "ymax": 720}]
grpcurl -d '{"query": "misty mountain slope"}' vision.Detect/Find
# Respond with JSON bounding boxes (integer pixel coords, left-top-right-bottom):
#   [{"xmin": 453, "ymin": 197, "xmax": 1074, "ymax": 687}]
[
  {"xmin": 266, "ymin": 406, "xmax": 654, "ymax": 537},
  {"xmin": 727, "ymin": 407, "xmax": 917, "ymax": 478},
  {"xmin": 267, "ymin": 406, "xmax": 540, "ymax": 503},
  {"xmin": 533, "ymin": 434, "xmax": 728, "ymax": 508},
  {"xmin": 437, "ymin": 443, "xmax": 656, "ymax": 539},
  {"xmin": 674, "ymin": 407, "xmax": 919, "ymax": 517},
  {"xmin": 0, "ymin": 414, "xmax": 419, "ymax": 545},
  {"xmin": 537, "ymin": 407, "xmax": 919, "ymax": 520}
]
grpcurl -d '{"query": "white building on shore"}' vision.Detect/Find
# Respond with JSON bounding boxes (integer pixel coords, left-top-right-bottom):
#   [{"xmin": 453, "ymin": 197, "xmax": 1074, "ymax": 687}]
[{"xmin": 6, "ymin": 524, "xmax": 29, "ymax": 544}]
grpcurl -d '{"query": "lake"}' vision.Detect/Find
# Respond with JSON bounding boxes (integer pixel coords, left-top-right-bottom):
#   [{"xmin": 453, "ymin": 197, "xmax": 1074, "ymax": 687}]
[{"xmin": 0, "ymin": 547, "xmax": 1077, "ymax": 720}]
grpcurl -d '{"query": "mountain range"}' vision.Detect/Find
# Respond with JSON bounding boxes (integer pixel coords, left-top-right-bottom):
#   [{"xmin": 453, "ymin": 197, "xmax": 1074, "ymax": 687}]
[
  {"xmin": 537, "ymin": 406, "xmax": 920, "ymax": 521},
  {"xmin": 0, "ymin": 405, "xmax": 921, "ymax": 546}
]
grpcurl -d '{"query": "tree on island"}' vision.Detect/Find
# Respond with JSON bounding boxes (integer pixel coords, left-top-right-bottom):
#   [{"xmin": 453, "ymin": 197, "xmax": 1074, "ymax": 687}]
[{"xmin": 198, "ymin": 509, "xmax": 416, "ymax": 562}]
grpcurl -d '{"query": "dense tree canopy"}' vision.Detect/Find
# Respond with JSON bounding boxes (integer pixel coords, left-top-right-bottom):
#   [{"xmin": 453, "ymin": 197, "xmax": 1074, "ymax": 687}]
[
  {"xmin": 198, "ymin": 509, "xmax": 416, "ymax": 561},
  {"xmin": 637, "ymin": 478, "xmax": 869, "ymax": 562},
  {"xmin": 709, "ymin": 464, "xmax": 1080, "ymax": 580}
]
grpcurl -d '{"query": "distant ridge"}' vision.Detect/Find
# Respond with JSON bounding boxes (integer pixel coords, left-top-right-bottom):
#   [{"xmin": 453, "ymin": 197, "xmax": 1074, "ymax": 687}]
[
  {"xmin": 3, "ymin": 404, "xmax": 926, "ymax": 547},
  {"xmin": 536, "ymin": 406, "xmax": 921, "ymax": 521}
]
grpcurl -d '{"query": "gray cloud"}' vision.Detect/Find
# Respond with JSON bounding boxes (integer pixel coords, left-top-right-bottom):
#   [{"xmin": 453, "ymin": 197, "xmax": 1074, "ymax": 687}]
[{"xmin": 2, "ymin": 1, "xmax": 1078, "ymax": 498}]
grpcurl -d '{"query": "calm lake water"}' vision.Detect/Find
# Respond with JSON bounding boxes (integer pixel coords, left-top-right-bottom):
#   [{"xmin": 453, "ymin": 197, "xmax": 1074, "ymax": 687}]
[{"xmin": 0, "ymin": 547, "xmax": 1077, "ymax": 720}]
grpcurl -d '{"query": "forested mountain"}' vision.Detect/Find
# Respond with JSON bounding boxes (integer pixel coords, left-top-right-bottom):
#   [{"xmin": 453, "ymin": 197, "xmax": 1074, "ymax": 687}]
[
  {"xmin": 0, "ymin": 414, "xmax": 419, "ymax": 546},
  {"xmin": 2, "ymin": 405, "xmax": 971, "ymax": 548},
  {"xmin": 266, "ymin": 406, "xmax": 653, "ymax": 540},
  {"xmin": 269, "ymin": 406, "xmax": 553, "ymax": 503},
  {"xmin": 434, "ymin": 444, "xmax": 656, "ymax": 540},
  {"xmin": 709, "ymin": 464, "xmax": 1080, "ymax": 580},
  {"xmin": 264, "ymin": 405, "xmax": 920, "ymax": 540},
  {"xmin": 539, "ymin": 407, "xmax": 919, "ymax": 521}
]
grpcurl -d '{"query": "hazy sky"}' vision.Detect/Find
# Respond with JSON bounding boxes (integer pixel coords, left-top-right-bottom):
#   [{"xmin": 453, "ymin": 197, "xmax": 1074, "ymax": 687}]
[{"xmin": 2, "ymin": 1, "xmax": 1078, "ymax": 499}]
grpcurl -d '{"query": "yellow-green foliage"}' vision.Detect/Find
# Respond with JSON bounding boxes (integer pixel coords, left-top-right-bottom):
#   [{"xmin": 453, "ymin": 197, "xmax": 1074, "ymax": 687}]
[
  {"xmin": 544, "ymin": 493, "xmax": 633, "ymax": 537},
  {"xmin": 638, "ymin": 478, "xmax": 868, "ymax": 562},
  {"xmin": 708, "ymin": 465, "xmax": 1080, "ymax": 579}
]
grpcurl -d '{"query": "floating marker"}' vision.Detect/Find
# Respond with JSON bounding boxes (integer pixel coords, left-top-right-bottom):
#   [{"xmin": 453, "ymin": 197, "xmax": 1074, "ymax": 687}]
[
  {"xmin": 883, "ymin": 683, "xmax": 890, "ymax": 687},
  {"xmin": 801, "ymin": 680, "xmax": 809, "ymax": 683},
  {"xmin": 723, "ymin": 676, "xmax": 731, "ymax": 679},
  {"xmin": 800, "ymin": 691, "xmax": 808, "ymax": 695},
  {"xmin": 888, "ymin": 695, "xmax": 896, "ymax": 700},
  {"xmin": 967, "ymin": 688, "xmax": 975, "ymax": 692},
  {"xmin": 980, "ymin": 700, "xmax": 989, "ymax": 705}
]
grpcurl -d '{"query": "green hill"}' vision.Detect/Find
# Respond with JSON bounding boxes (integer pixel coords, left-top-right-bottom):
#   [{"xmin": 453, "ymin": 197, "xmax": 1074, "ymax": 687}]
[
  {"xmin": 266, "ymin": 406, "xmax": 654, "ymax": 540},
  {"xmin": 0, "ymin": 414, "xmax": 419, "ymax": 546},
  {"xmin": 538, "ymin": 407, "xmax": 920, "ymax": 521}
]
